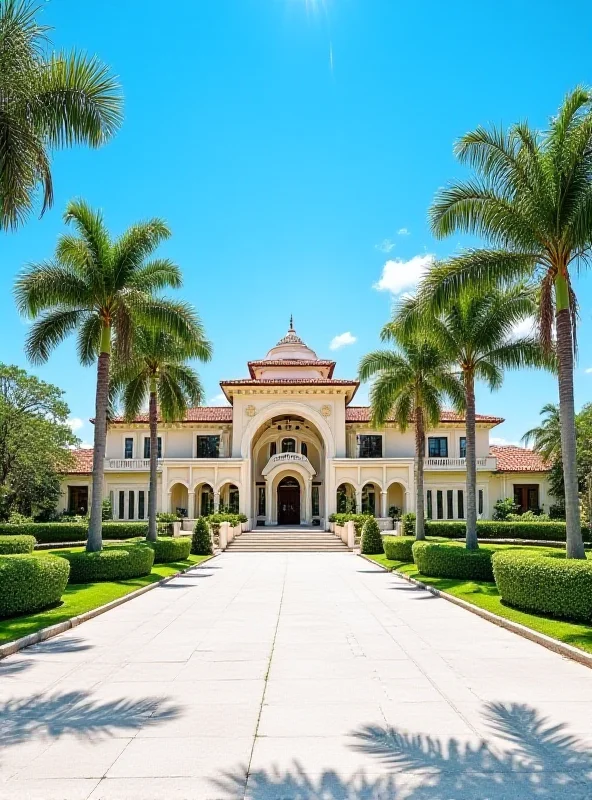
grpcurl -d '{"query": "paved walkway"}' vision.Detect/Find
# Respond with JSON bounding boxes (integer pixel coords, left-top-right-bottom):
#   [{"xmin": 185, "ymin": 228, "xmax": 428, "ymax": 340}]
[{"xmin": 1, "ymin": 553, "xmax": 591, "ymax": 799}]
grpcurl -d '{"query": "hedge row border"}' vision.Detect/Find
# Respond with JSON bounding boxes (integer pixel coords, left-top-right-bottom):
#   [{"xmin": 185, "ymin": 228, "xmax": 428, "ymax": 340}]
[
  {"xmin": 357, "ymin": 553, "xmax": 592, "ymax": 671},
  {"xmin": 0, "ymin": 554, "xmax": 216, "ymax": 659}
]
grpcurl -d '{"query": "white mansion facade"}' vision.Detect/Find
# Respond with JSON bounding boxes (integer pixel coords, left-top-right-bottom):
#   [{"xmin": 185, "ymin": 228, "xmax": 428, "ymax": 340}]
[{"xmin": 61, "ymin": 323, "xmax": 551, "ymax": 528}]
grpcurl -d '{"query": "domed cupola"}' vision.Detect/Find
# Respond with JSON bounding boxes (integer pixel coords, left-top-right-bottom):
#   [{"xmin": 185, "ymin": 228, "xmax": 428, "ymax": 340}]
[{"xmin": 264, "ymin": 317, "xmax": 320, "ymax": 362}]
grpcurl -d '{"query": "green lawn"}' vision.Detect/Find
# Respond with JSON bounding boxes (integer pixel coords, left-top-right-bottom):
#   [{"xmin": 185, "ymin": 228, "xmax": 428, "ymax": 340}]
[
  {"xmin": 0, "ymin": 552, "xmax": 213, "ymax": 646},
  {"xmin": 365, "ymin": 550, "xmax": 592, "ymax": 656}
]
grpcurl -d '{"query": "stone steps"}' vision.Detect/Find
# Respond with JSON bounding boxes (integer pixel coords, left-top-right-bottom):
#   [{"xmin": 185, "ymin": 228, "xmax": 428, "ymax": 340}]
[{"xmin": 225, "ymin": 529, "xmax": 349, "ymax": 552}]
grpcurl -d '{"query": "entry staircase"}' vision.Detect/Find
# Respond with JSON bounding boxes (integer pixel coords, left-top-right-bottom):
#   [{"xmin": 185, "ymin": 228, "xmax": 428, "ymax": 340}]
[{"xmin": 225, "ymin": 526, "xmax": 350, "ymax": 552}]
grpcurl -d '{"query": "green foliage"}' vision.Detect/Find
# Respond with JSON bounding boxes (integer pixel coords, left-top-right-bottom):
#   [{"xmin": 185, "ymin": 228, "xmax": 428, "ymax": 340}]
[
  {"xmin": 360, "ymin": 517, "xmax": 384, "ymax": 555},
  {"xmin": 147, "ymin": 536, "xmax": 191, "ymax": 564},
  {"xmin": 383, "ymin": 536, "xmax": 414, "ymax": 562},
  {"xmin": 388, "ymin": 506, "xmax": 402, "ymax": 521},
  {"xmin": 493, "ymin": 497, "xmax": 521, "ymax": 521},
  {"xmin": 0, "ymin": 365, "xmax": 77, "ymax": 520},
  {"xmin": 192, "ymin": 517, "xmax": 213, "ymax": 556},
  {"xmin": 0, "ymin": 522, "xmax": 148, "ymax": 544},
  {"xmin": 507, "ymin": 511, "xmax": 550, "ymax": 522},
  {"xmin": 412, "ymin": 541, "xmax": 496, "ymax": 581},
  {"xmin": 331, "ymin": 513, "xmax": 373, "ymax": 536},
  {"xmin": 156, "ymin": 512, "xmax": 180, "ymax": 522},
  {"xmin": 492, "ymin": 549, "xmax": 592, "ymax": 622},
  {"xmin": 401, "ymin": 512, "xmax": 416, "ymax": 536},
  {"xmin": 0, "ymin": 554, "xmax": 70, "ymax": 617},
  {"xmin": 8, "ymin": 511, "xmax": 33, "ymax": 524},
  {"xmin": 204, "ymin": 513, "xmax": 242, "ymax": 528},
  {"xmin": 60, "ymin": 543, "xmax": 155, "ymax": 583},
  {"xmin": 549, "ymin": 502, "xmax": 566, "ymax": 520},
  {"xmin": 102, "ymin": 498, "xmax": 113, "ymax": 521},
  {"xmin": 424, "ymin": 520, "xmax": 587, "ymax": 542},
  {"xmin": 0, "ymin": 535, "xmax": 36, "ymax": 554}
]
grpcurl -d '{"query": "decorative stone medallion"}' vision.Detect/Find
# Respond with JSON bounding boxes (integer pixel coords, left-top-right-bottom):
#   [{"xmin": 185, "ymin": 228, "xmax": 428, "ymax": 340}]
[
  {"xmin": 321, "ymin": 405, "xmax": 331, "ymax": 418},
  {"xmin": 245, "ymin": 404, "xmax": 256, "ymax": 417}
]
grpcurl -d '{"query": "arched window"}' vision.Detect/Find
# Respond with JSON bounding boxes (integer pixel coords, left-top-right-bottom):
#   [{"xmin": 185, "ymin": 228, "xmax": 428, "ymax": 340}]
[
  {"xmin": 301, "ymin": 441, "xmax": 308, "ymax": 457},
  {"xmin": 281, "ymin": 438, "xmax": 296, "ymax": 453}
]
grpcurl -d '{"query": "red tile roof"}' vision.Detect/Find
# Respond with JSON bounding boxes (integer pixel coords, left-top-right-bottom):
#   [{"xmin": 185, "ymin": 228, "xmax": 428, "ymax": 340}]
[
  {"xmin": 66, "ymin": 448, "xmax": 94, "ymax": 474},
  {"xmin": 110, "ymin": 407, "xmax": 233, "ymax": 424},
  {"xmin": 345, "ymin": 407, "xmax": 504, "ymax": 425},
  {"xmin": 489, "ymin": 445, "xmax": 550, "ymax": 472}
]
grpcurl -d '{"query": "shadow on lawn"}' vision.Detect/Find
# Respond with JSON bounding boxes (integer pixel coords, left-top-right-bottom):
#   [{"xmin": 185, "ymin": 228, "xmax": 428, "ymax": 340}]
[{"xmin": 211, "ymin": 702, "xmax": 592, "ymax": 799}]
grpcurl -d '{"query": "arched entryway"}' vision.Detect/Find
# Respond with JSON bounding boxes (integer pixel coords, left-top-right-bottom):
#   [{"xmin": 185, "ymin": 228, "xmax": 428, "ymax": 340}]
[{"xmin": 277, "ymin": 476, "xmax": 300, "ymax": 525}]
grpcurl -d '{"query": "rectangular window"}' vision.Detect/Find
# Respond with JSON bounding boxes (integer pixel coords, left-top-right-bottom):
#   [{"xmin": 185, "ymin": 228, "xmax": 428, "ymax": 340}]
[
  {"xmin": 197, "ymin": 435, "xmax": 220, "ymax": 458},
  {"xmin": 447, "ymin": 490, "xmax": 454, "ymax": 519},
  {"xmin": 282, "ymin": 438, "xmax": 296, "ymax": 453},
  {"xmin": 478, "ymin": 489, "xmax": 484, "ymax": 516},
  {"xmin": 358, "ymin": 435, "xmax": 382, "ymax": 458},
  {"xmin": 68, "ymin": 486, "xmax": 89, "ymax": 515},
  {"xmin": 138, "ymin": 491, "xmax": 145, "ymax": 520},
  {"xmin": 143, "ymin": 437, "xmax": 162, "ymax": 459},
  {"xmin": 124, "ymin": 438, "xmax": 133, "ymax": 459},
  {"xmin": 513, "ymin": 484, "xmax": 539, "ymax": 514},
  {"xmin": 426, "ymin": 489, "xmax": 433, "ymax": 519},
  {"xmin": 258, "ymin": 487, "xmax": 266, "ymax": 516},
  {"xmin": 128, "ymin": 490, "xmax": 135, "ymax": 520},
  {"xmin": 118, "ymin": 490, "xmax": 125, "ymax": 520},
  {"xmin": 457, "ymin": 489, "xmax": 464, "ymax": 519},
  {"xmin": 460, "ymin": 437, "xmax": 467, "ymax": 459},
  {"xmin": 428, "ymin": 437, "xmax": 448, "ymax": 458},
  {"xmin": 312, "ymin": 486, "xmax": 320, "ymax": 517},
  {"xmin": 436, "ymin": 490, "xmax": 444, "ymax": 519}
]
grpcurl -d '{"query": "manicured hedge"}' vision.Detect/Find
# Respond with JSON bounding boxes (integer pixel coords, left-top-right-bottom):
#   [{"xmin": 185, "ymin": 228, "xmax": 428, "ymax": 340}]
[
  {"xmin": 423, "ymin": 520, "xmax": 588, "ymax": 543},
  {"xmin": 0, "ymin": 554, "xmax": 70, "ymax": 617},
  {"xmin": 192, "ymin": 517, "xmax": 213, "ymax": 556},
  {"xmin": 0, "ymin": 535, "xmax": 36, "ymax": 554},
  {"xmin": 412, "ymin": 541, "xmax": 496, "ymax": 581},
  {"xmin": 383, "ymin": 536, "xmax": 415, "ymax": 563},
  {"xmin": 361, "ymin": 518, "xmax": 384, "ymax": 555},
  {"xmin": 331, "ymin": 514, "xmax": 374, "ymax": 536},
  {"xmin": 59, "ymin": 543, "xmax": 155, "ymax": 583},
  {"xmin": 0, "ymin": 522, "xmax": 148, "ymax": 544},
  {"xmin": 492, "ymin": 550, "xmax": 592, "ymax": 622},
  {"xmin": 148, "ymin": 537, "xmax": 191, "ymax": 563}
]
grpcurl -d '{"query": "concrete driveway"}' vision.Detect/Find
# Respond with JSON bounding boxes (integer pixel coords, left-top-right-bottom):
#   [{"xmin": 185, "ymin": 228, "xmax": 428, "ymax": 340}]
[{"xmin": 0, "ymin": 552, "xmax": 591, "ymax": 799}]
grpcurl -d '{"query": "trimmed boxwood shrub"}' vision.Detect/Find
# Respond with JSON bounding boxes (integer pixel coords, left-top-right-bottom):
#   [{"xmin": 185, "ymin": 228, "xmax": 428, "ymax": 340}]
[
  {"xmin": 0, "ymin": 522, "xmax": 148, "ymax": 544},
  {"xmin": 361, "ymin": 517, "xmax": 384, "ymax": 555},
  {"xmin": 332, "ymin": 514, "xmax": 374, "ymax": 537},
  {"xmin": 192, "ymin": 517, "xmax": 213, "ymax": 555},
  {"xmin": 148, "ymin": 537, "xmax": 191, "ymax": 564},
  {"xmin": 60, "ymin": 543, "xmax": 155, "ymax": 583},
  {"xmin": 412, "ymin": 541, "xmax": 495, "ymax": 581},
  {"xmin": 423, "ymin": 520, "xmax": 589, "ymax": 543},
  {"xmin": 0, "ymin": 554, "xmax": 70, "ymax": 617},
  {"xmin": 401, "ymin": 513, "xmax": 416, "ymax": 536},
  {"xmin": 0, "ymin": 535, "xmax": 36, "ymax": 554},
  {"xmin": 492, "ymin": 549, "xmax": 592, "ymax": 622},
  {"xmin": 383, "ymin": 536, "xmax": 415, "ymax": 563}
]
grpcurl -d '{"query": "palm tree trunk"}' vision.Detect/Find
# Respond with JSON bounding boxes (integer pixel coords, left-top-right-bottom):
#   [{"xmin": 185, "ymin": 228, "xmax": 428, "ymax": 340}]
[
  {"xmin": 555, "ymin": 278, "xmax": 585, "ymax": 559},
  {"xmin": 147, "ymin": 386, "xmax": 158, "ymax": 542},
  {"xmin": 415, "ymin": 407, "xmax": 426, "ymax": 540},
  {"xmin": 464, "ymin": 370, "xmax": 478, "ymax": 551},
  {"xmin": 87, "ymin": 323, "xmax": 111, "ymax": 553}
]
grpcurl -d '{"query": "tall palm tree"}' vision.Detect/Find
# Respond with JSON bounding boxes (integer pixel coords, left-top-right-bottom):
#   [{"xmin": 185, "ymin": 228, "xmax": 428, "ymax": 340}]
[
  {"xmin": 0, "ymin": 0, "xmax": 122, "ymax": 230},
  {"xmin": 14, "ymin": 199, "xmax": 198, "ymax": 552},
  {"xmin": 425, "ymin": 87, "xmax": 592, "ymax": 558},
  {"xmin": 112, "ymin": 328, "xmax": 212, "ymax": 542},
  {"xmin": 358, "ymin": 329, "xmax": 464, "ymax": 540},
  {"xmin": 522, "ymin": 404, "xmax": 562, "ymax": 463},
  {"xmin": 394, "ymin": 286, "xmax": 549, "ymax": 550}
]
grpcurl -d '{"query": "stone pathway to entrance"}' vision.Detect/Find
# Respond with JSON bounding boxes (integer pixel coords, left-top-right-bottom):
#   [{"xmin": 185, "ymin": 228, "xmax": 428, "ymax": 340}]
[{"xmin": 1, "ymin": 553, "xmax": 591, "ymax": 799}]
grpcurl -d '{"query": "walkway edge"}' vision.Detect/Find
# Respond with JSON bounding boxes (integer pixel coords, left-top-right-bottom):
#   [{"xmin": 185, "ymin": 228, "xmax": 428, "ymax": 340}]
[
  {"xmin": 358, "ymin": 554, "xmax": 592, "ymax": 670},
  {"xmin": 0, "ymin": 555, "xmax": 218, "ymax": 659}
]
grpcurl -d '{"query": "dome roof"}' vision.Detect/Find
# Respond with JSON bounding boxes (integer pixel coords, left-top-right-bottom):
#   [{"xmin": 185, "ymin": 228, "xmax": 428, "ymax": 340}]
[{"xmin": 264, "ymin": 318, "xmax": 319, "ymax": 361}]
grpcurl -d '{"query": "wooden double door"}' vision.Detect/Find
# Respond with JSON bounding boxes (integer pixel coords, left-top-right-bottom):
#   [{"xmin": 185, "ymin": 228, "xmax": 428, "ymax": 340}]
[{"xmin": 277, "ymin": 477, "xmax": 300, "ymax": 525}]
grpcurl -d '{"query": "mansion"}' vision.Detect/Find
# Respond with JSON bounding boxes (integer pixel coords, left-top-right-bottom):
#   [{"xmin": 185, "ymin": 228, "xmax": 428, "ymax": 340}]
[{"xmin": 61, "ymin": 323, "xmax": 551, "ymax": 528}]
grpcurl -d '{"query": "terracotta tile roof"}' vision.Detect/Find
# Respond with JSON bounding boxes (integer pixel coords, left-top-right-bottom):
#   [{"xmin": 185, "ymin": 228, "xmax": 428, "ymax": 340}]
[
  {"xmin": 66, "ymin": 448, "xmax": 94, "ymax": 474},
  {"xmin": 489, "ymin": 445, "xmax": 550, "ymax": 472},
  {"xmin": 109, "ymin": 407, "xmax": 233, "ymax": 424},
  {"xmin": 220, "ymin": 378, "xmax": 358, "ymax": 386},
  {"xmin": 345, "ymin": 407, "xmax": 504, "ymax": 425},
  {"xmin": 247, "ymin": 359, "xmax": 336, "ymax": 378}
]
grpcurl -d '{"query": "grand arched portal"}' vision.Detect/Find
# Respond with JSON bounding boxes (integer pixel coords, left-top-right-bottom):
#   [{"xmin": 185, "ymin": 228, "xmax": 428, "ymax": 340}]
[{"xmin": 277, "ymin": 476, "xmax": 300, "ymax": 525}]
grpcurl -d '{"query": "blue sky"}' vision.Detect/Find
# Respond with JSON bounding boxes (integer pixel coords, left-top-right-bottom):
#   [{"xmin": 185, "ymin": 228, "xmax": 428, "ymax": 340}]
[{"xmin": 2, "ymin": 0, "xmax": 592, "ymax": 447}]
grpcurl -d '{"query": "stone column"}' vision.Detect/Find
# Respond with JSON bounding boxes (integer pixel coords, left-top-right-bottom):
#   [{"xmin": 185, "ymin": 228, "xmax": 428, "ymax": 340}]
[
  {"xmin": 381, "ymin": 490, "xmax": 388, "ymax": 518},
  {"xmin": 355, "ymin": 488, "xmax": 362, "ymax": 515},
  {"xmin": 188, "ymin": 491, "xmax": 195, "ymax": 520},
  {"xmin": 213, "ymin": 491, "xmax": 220, "ymax": 513},
  {"xmin": 265, "ymin": 478, "xmax": 273, "ymax": 526},
  {"xmin": 167, "ymin": 491, "xmax": 172, "ymax": 514},
  {"xmin": 308, "ymin": 478, "xmax": 314, "ymax": 524}
]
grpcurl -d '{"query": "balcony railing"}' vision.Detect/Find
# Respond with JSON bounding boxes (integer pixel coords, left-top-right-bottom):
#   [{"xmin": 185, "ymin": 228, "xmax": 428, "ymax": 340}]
[
  {"xmin": 425, "ymin": 457, "xmax": 497, "ymax": 470},
  {"xmin": 105, "ymin": 459, "xmax": 161, "ymax": 470}
]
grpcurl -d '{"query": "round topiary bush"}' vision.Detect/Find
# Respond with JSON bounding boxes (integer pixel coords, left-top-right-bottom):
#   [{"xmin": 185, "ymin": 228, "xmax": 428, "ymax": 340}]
[
  {"xmin": 383, "ymin": 536, "xmax": 415, "ymax": 563},
  {"xmin": 60, "ymin": 543, "xmax": 155, "ymax": 583},
  {"xmin": 0, "ymin": 535, "xmax": 36, "ymax": 554},
  {"xmin": 361, "ymin": 517, "xmax": 384, "ymax": 555},
  {"xmin": 492, "ymin": 549, "xmax": 592, "ymax": 622},
  {"xmin": 412, "ymin": 541, "xmax": 495, "ymax": 581},
  {"xmin": 192, "ymin": 517, "xmax": 213, "ymax": 556},
  {"xmin": 0, "ymin": 554, "xmax": 70, "ymax": 617},
  {"xmin": 148, "ymin": 536, "xmax": 191, "ymax": 563}
]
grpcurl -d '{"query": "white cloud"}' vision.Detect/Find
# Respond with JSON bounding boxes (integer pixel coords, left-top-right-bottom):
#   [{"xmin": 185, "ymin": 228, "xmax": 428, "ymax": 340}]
[
  {"xmin": 585, "ymin": 368, "xmax": 592, "ymax": 374},
  {"xmin": 329, "ymin": 332, "xmax": 357, "ymax": 351},
  {"xmin": 375, "ymin": 239, "xmax": 396, "ymax": 253},
  {"xmin": 373, "ymin": 254, "xmax": 435, "ymax": 296},
  {"xmin": 510, "ymin": 315, "xmax": 536, "ymax": 340},
  {"xmin": 490, "ymin": 436, "xmax": 522, "ymax": 447},
  {"xmin": 397, "ymin": 227, "xmax": 410, "ymax": 235},
  {"xmin": 67, "ymin": 417, "xmax": 84, "ymax": 433},
  {"xmin": 68, "ymin": 441, "xmax": 93, "ymax": 450},
  {"xmin": 208, "ymin": 393, "xmax": 229, "ymax": 405}
]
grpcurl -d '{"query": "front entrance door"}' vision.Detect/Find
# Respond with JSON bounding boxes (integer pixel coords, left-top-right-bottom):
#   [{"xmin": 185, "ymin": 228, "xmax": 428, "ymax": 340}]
[{"xmin": 277, "ymin": 477, "xmax": 300, "ymax": 525}]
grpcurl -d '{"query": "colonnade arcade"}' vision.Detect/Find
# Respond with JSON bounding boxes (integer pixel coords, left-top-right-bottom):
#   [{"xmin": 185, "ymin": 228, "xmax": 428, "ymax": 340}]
[
  {"xmin": 336, "ymin": 480, "xmax": 407, "ymax": 518},
  {"xmin": 168, "ymin": 481, "xmax": 240, "ymax": 518}
]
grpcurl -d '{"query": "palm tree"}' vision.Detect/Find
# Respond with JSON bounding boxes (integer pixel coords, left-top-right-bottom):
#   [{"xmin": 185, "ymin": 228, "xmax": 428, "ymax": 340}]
[
  {"xmin": 15, "ymin": 199, "xmax": 198, "ymax": 552},
  {"xmin": 394, "ymin": 286, "xmax": 549, "ymax": 550},
  {"xmin": 358, "ymin": 328, "xmax": 464, "ymax": 540},
  {"xmin": 0, "ymin": 0, "xmax": 122, "ymax": 229},
  {"xmin": 425, "ymin": 87, "xmax": 592, "ymax": 558},
  {"xmin": 112, "ymin": 328, "xmax": 212, "ymax": 542},
  {"xmin": 522, "ymin": 404, "xmax": 562, "ymax": 463}
]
